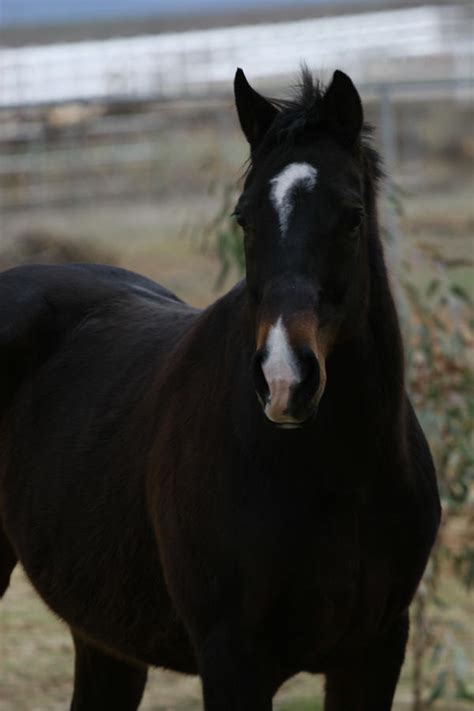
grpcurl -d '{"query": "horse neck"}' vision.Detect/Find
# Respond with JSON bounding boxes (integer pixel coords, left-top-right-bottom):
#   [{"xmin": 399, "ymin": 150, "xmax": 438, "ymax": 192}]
[{"xmin": 365, "ymin": 167, "xmax": 405, "ymax": 401}]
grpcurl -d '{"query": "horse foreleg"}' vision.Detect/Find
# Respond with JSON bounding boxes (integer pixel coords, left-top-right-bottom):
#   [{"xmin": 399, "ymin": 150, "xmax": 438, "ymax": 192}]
[
  {"xmin": 70, "ymin": 632, "xmax": 148, "ymax": 711},
  {"xmin": 197, "ymin": 624, "xmax": 273, "ymax": 711},
  {"xmin": 324, "ymin": 612, "xmax": 409, "ymax": 711}
]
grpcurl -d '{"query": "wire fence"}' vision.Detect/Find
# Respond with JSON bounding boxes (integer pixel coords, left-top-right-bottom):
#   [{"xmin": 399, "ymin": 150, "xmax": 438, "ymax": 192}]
[
  {"xmin": 0, "ymin": 77, "xmax": 472, "ymax": 212},
  {"xmin": 0, "ymin": 3, "xmax": 472, "ymax": 211}
]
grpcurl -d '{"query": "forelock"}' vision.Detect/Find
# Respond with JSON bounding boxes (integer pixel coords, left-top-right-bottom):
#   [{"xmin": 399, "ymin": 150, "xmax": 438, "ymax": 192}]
[{"xmin": 243, "ymin": 68, "xmax": 381, "ymax": 185}]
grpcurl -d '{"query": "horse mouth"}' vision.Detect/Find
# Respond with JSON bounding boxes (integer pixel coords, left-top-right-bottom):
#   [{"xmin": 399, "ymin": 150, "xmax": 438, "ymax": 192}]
[
  {"xmin": 276, "ymin": 422, "xmax": 303, "ymax": 430},
  {"xmin": 272, "ymin": 409, "xmax": 317, "ymax": 430},
  {"xmin": 256, "ymin": 391, "xmax": 318, "ymax": 429}
]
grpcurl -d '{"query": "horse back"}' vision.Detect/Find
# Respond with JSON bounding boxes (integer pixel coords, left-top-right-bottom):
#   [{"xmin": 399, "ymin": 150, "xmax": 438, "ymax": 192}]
[{"xmin": 0, "ymin": 263, "xmax": 193, "ymax": 410}]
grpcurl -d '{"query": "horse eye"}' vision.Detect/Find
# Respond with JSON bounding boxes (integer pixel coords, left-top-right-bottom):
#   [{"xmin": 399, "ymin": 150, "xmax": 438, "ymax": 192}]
[
  {"xmin": 232, "ymin": 208, "xmax": 248, "ymax": 230},
  {"xmin": 345, "ymin": 208, "xmax": 364, "ymax": 232}
]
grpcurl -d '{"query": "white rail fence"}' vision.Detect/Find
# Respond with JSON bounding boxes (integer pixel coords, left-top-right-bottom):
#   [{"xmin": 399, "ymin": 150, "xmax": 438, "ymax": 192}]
[{"xmin": 0, "ymin": 4, "xmax": 471, "ymax": 108}]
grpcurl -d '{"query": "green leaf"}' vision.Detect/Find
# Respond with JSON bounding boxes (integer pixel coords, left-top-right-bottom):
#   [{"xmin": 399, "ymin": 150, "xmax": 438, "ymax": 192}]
[
  {"xmin": 449, "ymin": 284, "xmax": 473, "ymax": 305},
  {"xmin": 426, "ymin": 279, "xmax": 441, "ymax": 298},
  {"xmin": 427, "ymin": 669, "xmax": 448, "ymax": 702}
]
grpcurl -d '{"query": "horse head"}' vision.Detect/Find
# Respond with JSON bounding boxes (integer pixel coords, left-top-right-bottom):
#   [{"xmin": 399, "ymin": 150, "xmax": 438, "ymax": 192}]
[{"xmin": 234, "ymin": 68, "xmax": 370, "ymax": 428}]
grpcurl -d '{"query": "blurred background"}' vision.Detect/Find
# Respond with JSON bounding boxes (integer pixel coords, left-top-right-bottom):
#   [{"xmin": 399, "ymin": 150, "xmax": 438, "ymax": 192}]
[{"xmin": 0, "ymin": 1, "xmax": 472, "ymax": 709}]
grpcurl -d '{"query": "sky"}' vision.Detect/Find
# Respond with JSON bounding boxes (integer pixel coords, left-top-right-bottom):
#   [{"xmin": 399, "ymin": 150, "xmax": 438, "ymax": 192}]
[{"xmin": 1, "ymin": 1, "xmax": 386, "ymax": 27}]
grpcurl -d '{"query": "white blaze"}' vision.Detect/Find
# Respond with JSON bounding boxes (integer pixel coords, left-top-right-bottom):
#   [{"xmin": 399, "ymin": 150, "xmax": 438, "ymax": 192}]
[
  {"xmin": 261, "ymin": 317, "xmax": 301, "ymax": 423},
  {"xmin": 269, "ymin": 162, "xmax": 318, "ymax": 236}
]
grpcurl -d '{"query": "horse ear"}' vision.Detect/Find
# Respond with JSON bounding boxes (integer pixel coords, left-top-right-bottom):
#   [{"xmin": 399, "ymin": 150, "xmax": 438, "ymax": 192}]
[
  {"xmin": 234, "ymin": 68, "xmax": 278, "ymax": 148},
  {"xmin": 322, "ymin": 70, "xmax": 363, "ymax": 145}
]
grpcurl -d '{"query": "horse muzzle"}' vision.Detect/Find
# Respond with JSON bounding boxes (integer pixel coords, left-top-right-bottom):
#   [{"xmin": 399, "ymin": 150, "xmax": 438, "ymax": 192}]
[{"xmin": 253, "ymin": 316, "xmax": 327, "ymax": 428}]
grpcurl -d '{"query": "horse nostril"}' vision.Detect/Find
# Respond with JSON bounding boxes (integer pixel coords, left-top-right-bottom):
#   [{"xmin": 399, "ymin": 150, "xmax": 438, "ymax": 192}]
[
  {"xmin": 252, "ymin": 350, "xmax": 269, "ymax": 405},
  {"xmin": 290, "ymin": 349, "xmax": 320, "ymax": 418},
  {"xmin": 300, "ymin": 349, "xmax": 320, "ymax": 393}
]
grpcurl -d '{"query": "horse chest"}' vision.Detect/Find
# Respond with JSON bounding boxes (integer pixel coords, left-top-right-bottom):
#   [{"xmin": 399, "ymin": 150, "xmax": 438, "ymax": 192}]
[{"xmin": 233, "ymin": 486, "xmax": 411, "ymax": 667}]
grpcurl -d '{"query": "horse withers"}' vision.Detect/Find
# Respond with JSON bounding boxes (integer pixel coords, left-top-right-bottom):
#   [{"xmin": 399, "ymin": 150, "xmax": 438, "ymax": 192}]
[{"xmin": 0, "ymin": 69, "xmax": 441, "ymax": 710}]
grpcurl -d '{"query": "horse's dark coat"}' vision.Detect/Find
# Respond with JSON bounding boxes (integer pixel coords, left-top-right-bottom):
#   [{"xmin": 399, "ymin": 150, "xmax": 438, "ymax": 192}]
[{"xmin": 0, "ymin": 70, "xmax": 440, "ymax": 711}]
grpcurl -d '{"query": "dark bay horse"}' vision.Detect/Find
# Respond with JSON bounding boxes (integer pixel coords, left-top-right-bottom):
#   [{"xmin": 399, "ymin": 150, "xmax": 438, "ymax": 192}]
[{"xmin": 0, "ymin": 69, "xmax": 440, "ymax": 710}]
